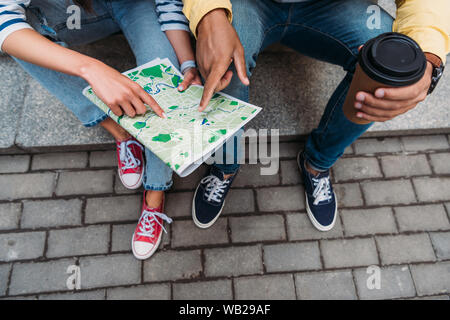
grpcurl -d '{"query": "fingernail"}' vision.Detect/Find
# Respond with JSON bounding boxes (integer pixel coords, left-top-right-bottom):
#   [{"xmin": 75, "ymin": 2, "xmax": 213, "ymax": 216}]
[
  {"xmin": 178, "ymin": 85, "xmax": 183, "ymax": 91},
  {"xmin": 355, "ymin": 102, "xmax": 362, "ymax": 109},
  {"xmin": 356, "ymin": 113, "xmax": 363, "ymax": 118},
  {"xmin": 162, "ymin": 112, "xmax": 167, "ymax": 119},
  {"xmin": 356, "ymin": 93, "xmax": 365, "ymax": 102},
  {"xmin": 375, "ymin": 89, "xmax": 384, "ymax": 98}
]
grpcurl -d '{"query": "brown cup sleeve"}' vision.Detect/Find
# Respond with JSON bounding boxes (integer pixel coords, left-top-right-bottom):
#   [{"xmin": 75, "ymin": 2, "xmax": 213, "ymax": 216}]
[{"xmin": 342, "ymin": 64, "xmax": 391, "ymax": 125}]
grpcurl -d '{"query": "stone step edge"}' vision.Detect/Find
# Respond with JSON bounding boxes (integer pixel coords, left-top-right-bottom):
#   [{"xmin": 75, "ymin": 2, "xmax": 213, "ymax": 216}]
[{"xmin": 2, "ymin": 128, "xmax": 449, "ymax": 155}]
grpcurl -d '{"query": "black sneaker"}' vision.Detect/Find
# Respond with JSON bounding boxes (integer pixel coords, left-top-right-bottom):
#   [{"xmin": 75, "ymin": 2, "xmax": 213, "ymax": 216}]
[
  {"xmin": 297, "ymin": 151, "xmax": 337, "ymax": 231},
  {"xmin": 192, "ymin": 166, "xmax": 237, "ymax": 228}
]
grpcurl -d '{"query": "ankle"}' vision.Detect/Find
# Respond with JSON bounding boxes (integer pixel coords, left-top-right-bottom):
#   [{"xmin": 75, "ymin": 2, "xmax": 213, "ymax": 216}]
[
  {"xmin": 223, "ymin": 173, "xmax": 234, "ymax": 180},
  {"xmin": 115, "ymin": 130, "xmax": 131, "ymax": 142},
  {"xmin": 305, "ymin": 161, "xmax": 321, "ymax": 176},
  {"xmin": 145, "ymin": 190, "xmax": 164, "ymax": 208},
  {"xmin": 100, "ymin": 118, "xmax": 131, "ymax": 141}
]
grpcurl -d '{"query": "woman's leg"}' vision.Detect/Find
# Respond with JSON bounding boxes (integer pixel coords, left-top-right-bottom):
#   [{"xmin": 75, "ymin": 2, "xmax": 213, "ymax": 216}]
[
  {"xmin": 111, "ymin": 0, "xmax": 180, "ymax": 204},
  {"xmin": 16, "ymin": 2, "xmax": 147, "ymax": 189},
  {"xmin": 100, "ymin": 118, "xmax": 131, "ymax": 141}
]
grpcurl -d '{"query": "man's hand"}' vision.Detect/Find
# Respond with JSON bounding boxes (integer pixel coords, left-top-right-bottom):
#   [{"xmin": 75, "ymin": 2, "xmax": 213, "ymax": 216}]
[
  {"xmin": 196, "ymin": 8, "xmax": 249, "ymax": 111},
  {"xmin": 354, "ymin": 62, "xmax": 433, "ymax": 122}
]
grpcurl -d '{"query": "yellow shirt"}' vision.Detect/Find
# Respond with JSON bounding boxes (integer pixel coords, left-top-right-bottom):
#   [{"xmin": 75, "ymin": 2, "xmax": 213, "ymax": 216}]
[{"xmin": 182, "ymin": 0, "xmax": 450, "ymax": 64}]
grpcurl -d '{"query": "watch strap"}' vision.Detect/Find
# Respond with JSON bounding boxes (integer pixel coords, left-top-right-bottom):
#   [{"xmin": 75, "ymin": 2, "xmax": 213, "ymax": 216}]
[{"xmin": 424, "ymin": 52, "xmax": 443, "ymax": 68}]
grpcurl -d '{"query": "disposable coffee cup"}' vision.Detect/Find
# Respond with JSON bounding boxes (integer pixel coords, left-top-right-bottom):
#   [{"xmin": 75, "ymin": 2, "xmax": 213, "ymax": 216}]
[{"xmin": 343, "ymin": 32, "xmax": 427, "ymax": 124}]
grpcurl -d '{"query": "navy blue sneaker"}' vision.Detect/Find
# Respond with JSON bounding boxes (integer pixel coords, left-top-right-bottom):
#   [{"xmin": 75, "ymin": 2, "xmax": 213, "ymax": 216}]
[
  {"xmin": 297, "ymin": 152, "xmax": 337, "ymax": 231},
  {"xmin": 192, "ymin": 166, "xmax": 237, "ymax": 228}
]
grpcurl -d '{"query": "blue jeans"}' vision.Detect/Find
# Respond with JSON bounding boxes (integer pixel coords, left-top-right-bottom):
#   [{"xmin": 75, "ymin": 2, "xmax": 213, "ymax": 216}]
[
  {"xmin": 225, "ymin": 0, "xmax": 394, "ymax": 171},
  {"xmin": 15, "ymin": 0, "xmax": 180, "ymax": 190}
]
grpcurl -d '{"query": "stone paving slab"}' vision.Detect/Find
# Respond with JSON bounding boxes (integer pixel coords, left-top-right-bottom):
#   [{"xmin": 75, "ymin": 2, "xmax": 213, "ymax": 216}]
[
  {"xmin": 0, "ymin": 135, "xmax": 449, "ymax": 300},
  {"xmin": 234, "ymin": 274, "xmax": 296, "ymax": 300},
  {"xmin": 354, "ymin": 265, "xmax": 416, "ymax": 300},
  {"xmin": 295, "ymin": 271, "xmax": 357, "ymax": 300}
]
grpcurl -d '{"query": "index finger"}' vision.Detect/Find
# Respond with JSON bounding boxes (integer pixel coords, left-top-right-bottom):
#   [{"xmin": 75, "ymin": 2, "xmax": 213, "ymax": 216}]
[
  {"xmin": 137, "ymin": 88, "xmax": 165, "ymax": 118},
  {"xmin": 199, "ymin": 63, "xmax": 230, "ymax": 111},
  {"xmin": 374, "ymin": 85, "xmax": 421, "ymax": 101}
]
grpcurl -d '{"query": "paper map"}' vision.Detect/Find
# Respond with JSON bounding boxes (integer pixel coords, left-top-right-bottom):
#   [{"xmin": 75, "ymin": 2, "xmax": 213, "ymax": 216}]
[{"xmin": 83, "ymin": 58, "xmax": 261, "ymax": 177}]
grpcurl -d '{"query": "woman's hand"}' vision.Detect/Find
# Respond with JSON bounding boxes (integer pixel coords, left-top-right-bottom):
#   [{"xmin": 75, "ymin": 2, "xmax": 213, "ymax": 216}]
[
  {"xmin": 177, "ymin": 67, "xmax": 202, "ymax": 92},
  {"xmin": 81, "ymin": 59, "xmax": 165, "ymax": 118}
]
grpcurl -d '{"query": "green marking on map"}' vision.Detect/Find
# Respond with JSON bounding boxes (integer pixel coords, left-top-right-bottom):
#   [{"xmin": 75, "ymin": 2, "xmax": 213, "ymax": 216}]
[
  {"xmin": 169, "ymin": 105, "xmax": 179, "ymax": 110},
  {"xmin": 152, "ymin": 133, "xmax": 172, "ymax": 143},
  {"xmin": 241, "ymin": 117, "xmax": 247, "ymax": 121},
  {"xmin": 230, "ymin": 101, "xmax": 238, "ymax": 106},
  {"xmin": 128, "ymin": 71, "xmax": 139, "ymax": 78},
  {"xmin": 171, "ymin": 75, "xmax": 181, "ymax": 87},
  {"xmin": 117, "ymin": 115, "xmax": 124, "ymax": 125},
  {"xmin": 175, "ymin": 164, "xmax": 180, "ymax": 170},
  {"xmin": 133, "ymin": 122, "xmax": 146, "ymax": 129},
  {"xmin": 217, "ymin": 129, "xmax": 227, "ymax": 135},
  {"xmin": 209, "ymin": 136, "xmax": 219, "ymax": 143},
  {"xmin": 139, "ymin": 65, "xmax": 163, "ymax": 78}
]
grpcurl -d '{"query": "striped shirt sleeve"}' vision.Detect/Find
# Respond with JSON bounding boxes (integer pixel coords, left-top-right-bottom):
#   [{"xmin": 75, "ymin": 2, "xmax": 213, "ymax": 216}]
[
  {"xmin": 155, "ymin": 0, "xmax": 190, "ymax": 32},
  {"xmin": 0, "ymin": 0, "xmax": 32, "ymax": 52}
]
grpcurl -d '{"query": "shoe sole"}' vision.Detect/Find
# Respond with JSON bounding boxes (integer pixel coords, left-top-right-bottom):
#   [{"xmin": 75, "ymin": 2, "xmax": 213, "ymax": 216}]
[
  {"xmin": 131, "ymin": 229, "xmax": 162, "ymax": 260},
  {"xmin": 297, "ymin": 151, "xmax": 338, "ymax": 232},
  {"xmin": 118, "ymin": 166, "xmax": 144, "ymax": 190},
  {"xmin": 191, "ymin": 183, "xmax": 225, "ymax": 229}
]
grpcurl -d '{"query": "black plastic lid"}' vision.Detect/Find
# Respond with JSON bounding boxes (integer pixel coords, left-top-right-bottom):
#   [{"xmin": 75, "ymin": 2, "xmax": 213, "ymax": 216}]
[{"xmin": 359, "ymin": 32, "xmax": 426, "ymax": 87}]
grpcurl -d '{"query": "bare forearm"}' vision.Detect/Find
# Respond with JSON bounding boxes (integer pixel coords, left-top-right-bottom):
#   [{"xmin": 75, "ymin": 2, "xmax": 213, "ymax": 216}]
[
  {"xmin": 2, "ymin": 28, "xmax": 100, "ymax": 79},
  {"xmin": 164, "ymin": 30, "xmax": 195, "ymax": 64},
  {"xmin": 2, "ymin": 28, "xmax": 166, "ymax": 119}
]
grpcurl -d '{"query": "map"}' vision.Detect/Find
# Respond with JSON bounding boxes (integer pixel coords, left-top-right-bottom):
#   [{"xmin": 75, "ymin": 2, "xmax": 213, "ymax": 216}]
[{"xmin": 83, "ymin": 58, "xmax": 261, "ymax": 177}]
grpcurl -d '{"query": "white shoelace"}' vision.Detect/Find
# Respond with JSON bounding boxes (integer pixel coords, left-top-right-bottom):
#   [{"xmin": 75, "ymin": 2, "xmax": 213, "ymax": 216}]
[
  {"xmin": 312, "ymin": 177, "xmax": 332, "ymax": 205},
  {"xmin": 137, "ymin": 210, "xmax": 172, "ymax": 238},
  {"xmin": 201, "ymin": 175, "xmax": 230, "ymax": 203},
  {"xmin": 119, "ymin": 140, "xmax": 143, "ymax": 170}
]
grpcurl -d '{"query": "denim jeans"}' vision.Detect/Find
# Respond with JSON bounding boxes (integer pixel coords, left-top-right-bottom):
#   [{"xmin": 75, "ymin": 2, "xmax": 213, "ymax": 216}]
[
  {"xmin": 15, "ymin": 0, "xmax": 180, "ymax": 190},
  {"xmin": 224, "ymin": 0, "xmax": 394, "ymax": 171}
]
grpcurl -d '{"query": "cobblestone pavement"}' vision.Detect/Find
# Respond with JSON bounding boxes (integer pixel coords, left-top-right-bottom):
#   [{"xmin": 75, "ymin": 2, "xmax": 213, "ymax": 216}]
[{"xmin": 0, "ymin": 134, "xmax": 449, "ymax": 300}]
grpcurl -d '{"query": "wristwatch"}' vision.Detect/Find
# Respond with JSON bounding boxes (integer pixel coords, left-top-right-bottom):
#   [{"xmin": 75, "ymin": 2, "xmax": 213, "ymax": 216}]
[{"xmin": 425, "ymin": 53, "xmax": 445, "ymax": 95}]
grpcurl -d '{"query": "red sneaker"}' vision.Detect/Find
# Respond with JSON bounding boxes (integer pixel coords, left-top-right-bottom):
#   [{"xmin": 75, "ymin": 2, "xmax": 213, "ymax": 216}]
[
  {"xmin": 116, "ymin": 137, "xmax": 144, "ymax": 189},
  {"xmin": 132, "ymin": 191, "xmax": 172, "ymax": 260}
]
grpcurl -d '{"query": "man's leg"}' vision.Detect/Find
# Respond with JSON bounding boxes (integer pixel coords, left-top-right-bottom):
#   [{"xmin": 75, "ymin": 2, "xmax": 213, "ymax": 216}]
[
  {"xmin": 279, "ymin": 0, "xmax": 393, "ymax": 230},
  {"xmin": 214, "ymin": 0, "xmax": 292, "ymax": 173},
  {"xmin": 281, "ymin": 0, "xmax": 393, "ymax": 170},
  {"xmin": 192, "ymin": 0, "xmax": 291, "ymax": 228}
]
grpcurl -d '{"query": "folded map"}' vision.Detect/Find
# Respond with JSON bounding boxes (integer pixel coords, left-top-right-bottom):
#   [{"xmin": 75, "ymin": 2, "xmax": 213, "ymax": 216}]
[{"xmin": 82, "ymin": 58, "xmax": 261, "ymax": 177}]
